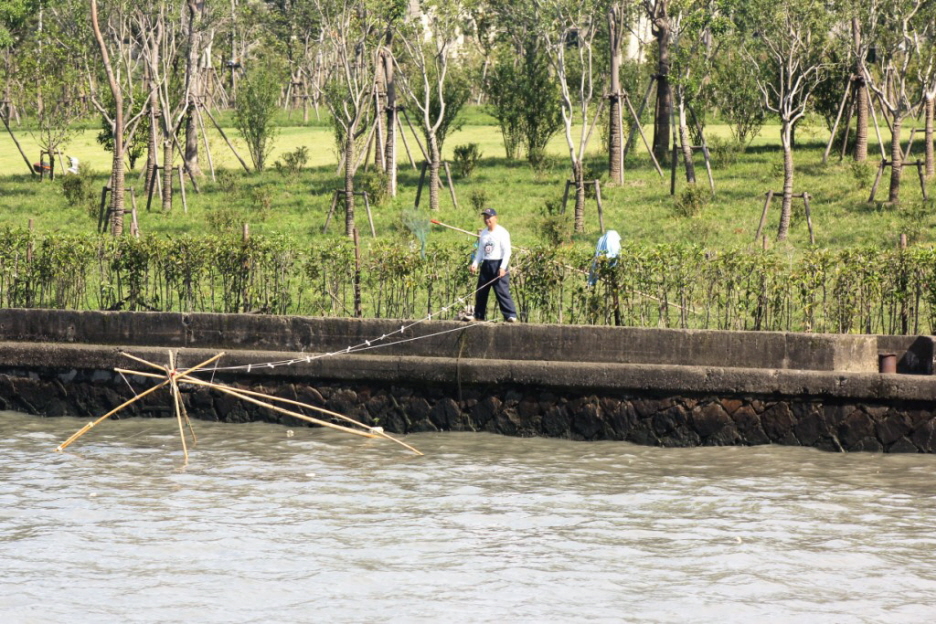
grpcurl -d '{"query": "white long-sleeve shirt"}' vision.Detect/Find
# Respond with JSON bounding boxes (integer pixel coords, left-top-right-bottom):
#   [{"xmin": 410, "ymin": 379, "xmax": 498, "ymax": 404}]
[{"xmin": 472, "ymin": 224, "xmax": 512, "ymax": 269}]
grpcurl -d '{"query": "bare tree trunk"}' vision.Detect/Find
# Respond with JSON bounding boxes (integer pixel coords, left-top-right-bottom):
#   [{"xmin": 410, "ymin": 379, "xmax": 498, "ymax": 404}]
[
  {"xmin": 428, "ymin": 134, "xmax": 441, "ymax": 211},
  {"xmin": 384, "ymin": 49, "xmax": 398, "ymax": 197},
  {"xmin": 925, "ymin": 94, "xmax": 934, "ymax": 179},
  {"xmin": 109, "ymin": 142, "xmax": 125, "ymax": 236},
  {"xmin": 162, "ymin": 140, "xmax": 174, "ymax": 211},
  {"xmin": 146, "ymin": 75, "xmax": 159, "ymax": 193},
  {"xmin": 184, "ymin": 0, "xmax": 203, "ymax": 178},
  {"xmin": 607, "ymin": 5, "xmax": 624, "ymax": 185},
  {"xmin": 303, "ymin": 75, "xmax": 310, "ymax": 123},
  {"xmin": 344, "ymin": 134, "xmax": 355, "ymax": 237},
  {"xmin": 678, "ymin": 101, "xmax": 696, "ymax": 183},
  {"xmin": 853, "ymin": 76, "xmax": 869, "ymax": 161},
  {"xmin": 888, "ymin": 117, "xmax": 903, "ymax": 203},
  {"xmin": 573, "ymin": 160, "xmax": 585, "ymax": 233},
  {"xmin": 651, "ymin": 4, "xmax": 671, "ymax": 163},
  {"xmin": 852, "ymin": 19, "xmax": 868, "ymax": 162},
  {"xmin": 184, "ymin": 110, "xmax": 201, "ymax": 178},
  {"xmin": 777, "ymin": 121, "xmax": 794, "ymax": 241},
  {"xmin": 90, "ymin": 0, "xmax": 124, "ymax": 236}
]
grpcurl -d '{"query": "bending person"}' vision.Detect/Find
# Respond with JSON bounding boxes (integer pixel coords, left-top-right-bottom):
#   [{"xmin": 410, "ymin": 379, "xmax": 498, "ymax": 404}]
[{"xmin": 469, "ymin": 208, "xmax": 518, "ymax": 322}]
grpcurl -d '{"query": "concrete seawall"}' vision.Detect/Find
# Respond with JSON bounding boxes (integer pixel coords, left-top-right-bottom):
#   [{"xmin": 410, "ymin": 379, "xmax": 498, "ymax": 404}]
[{"xmin": 1, "ymin": 309, "xmax": 935, "ymax": 453}]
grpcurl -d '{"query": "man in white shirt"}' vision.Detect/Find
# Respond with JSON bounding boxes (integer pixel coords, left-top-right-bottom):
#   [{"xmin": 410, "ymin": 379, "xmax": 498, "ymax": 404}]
[{"xmin": 469, "ymin": 208, "xmax": 519, "ymax": 322}]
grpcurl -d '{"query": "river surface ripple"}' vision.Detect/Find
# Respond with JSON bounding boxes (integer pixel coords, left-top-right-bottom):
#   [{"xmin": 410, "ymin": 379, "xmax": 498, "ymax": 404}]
[{"xmin": 1, "ymin": 412, "xmax": 935, "ymax": 623}]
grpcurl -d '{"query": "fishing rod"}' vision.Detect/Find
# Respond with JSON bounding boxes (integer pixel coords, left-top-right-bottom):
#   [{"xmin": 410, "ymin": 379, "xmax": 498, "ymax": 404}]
[{"xmin": 430, "ymin": 219, "xmax": 479, "ymax": 238}]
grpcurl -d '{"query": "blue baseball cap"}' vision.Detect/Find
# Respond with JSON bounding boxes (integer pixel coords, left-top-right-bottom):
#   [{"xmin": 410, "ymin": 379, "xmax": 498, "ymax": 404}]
[{"xmin": 481, "ymin": 208, "xmax": 497, "ymax": 217}]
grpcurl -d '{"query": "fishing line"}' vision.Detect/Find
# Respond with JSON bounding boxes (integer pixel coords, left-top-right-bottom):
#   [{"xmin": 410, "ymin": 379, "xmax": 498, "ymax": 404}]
[{"xmin": 176, "ymin": 275, "xmax": 505, "ymax": 375}]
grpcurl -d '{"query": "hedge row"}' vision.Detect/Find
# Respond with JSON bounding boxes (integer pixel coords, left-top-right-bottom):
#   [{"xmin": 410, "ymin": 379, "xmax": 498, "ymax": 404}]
[{"xmin": 0, "ymin": 227, "xmax": 932, "ymax": 335}]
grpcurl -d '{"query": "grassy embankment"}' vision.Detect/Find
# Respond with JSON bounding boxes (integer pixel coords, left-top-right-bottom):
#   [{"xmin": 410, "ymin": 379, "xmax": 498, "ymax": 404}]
[{"xmin": 1, "ymin": 106, "xmax": 934, "ymax": 254}]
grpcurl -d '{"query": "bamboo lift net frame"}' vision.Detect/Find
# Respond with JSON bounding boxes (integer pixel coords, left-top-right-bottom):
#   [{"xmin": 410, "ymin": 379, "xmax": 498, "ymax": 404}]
[{"xmin": 56, "ymin": 349, "xmax": 423, "ymax": 464}]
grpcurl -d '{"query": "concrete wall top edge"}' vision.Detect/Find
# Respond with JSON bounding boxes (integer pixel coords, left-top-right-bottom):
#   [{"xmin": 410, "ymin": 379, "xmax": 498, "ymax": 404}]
[
  {"xmin": 2, "ymin": 342, "xmax": 934, "ymax": 403},
  {"xmin": 0, "ymin": 308, "xmax": 931, "ymax": 373}
]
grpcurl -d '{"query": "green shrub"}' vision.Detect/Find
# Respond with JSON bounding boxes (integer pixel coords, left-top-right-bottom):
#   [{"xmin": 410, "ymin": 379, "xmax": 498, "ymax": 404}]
[
  {"xmin": 469, "ymin": 188, "xmax": 489, "ymax": 212},
  {"xmin": 357, "ymin": 169, "xmax": 389, "ymax": 206},
  {"xmin": 707, "ymin": 136, "xmax": 744, "ymax": 169},
  {"xmin": 206, "ymin": 205, "xmax": 242, "ymax": 235},
  {"xmin": 216, "ymin": 169, "xmax": 239, "ymax": 194},
  {"xmin": 60, "ymin": 165, "xmax": 100, "ymax": 219},
  {"xmin": 249, "ymin": 186, "xmax": 273, "ymax": 221},
  {"xmin": 850, "ymin": 159, "xmax": 876, "ymax": 189},
  {"xmin": 580, "ymin": 163, "xmax": 605, "ymax": 199},
  {"xmin": 673, "ymin": 183, "xmax": 709, "ymax": 218},
  {"xmin": 529, "ymin": 149, "xmax": 555, "ymax": 177},
  {"xmin": 538, "ymin": 213, "xmax": 572, "ymax": 247},
  {"xmin": 274, "ymin": 146, "xmax": 309, "ymax": 175},
  {"xmin": 452, "ymin": 143, "xmax": 482, "ymax": 178}
]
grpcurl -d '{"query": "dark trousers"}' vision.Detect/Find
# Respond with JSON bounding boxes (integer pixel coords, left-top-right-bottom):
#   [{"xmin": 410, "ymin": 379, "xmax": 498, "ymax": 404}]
[{"xmin": 475, "ymin": 260, "xmax": 518, "ymax": 320}]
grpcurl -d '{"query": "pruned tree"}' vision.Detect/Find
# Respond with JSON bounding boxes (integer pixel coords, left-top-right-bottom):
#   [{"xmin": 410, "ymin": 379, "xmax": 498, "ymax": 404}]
[
  {"xmin": 233, "ymin": 53, "xmax": 283, "ymax": 172},
  {"xmin": 315, "ymin": 0, "xmax": 380, "ymax": 237},
  {"xmin": 606, "ymin": 1, "xmax": 627, "ymax": 185},
  {"xmin": 135, "ymin": 1, "xmax": 218, "ymax": 210},
  {"xmin": 912, "ymin": 1, "xmax": 936, "ymax": 179},
  {"xmin": 83, "ymin": 0, "xmax": 149, "ymax": 235},
  {"xmin": 709, "ymin": 40, "xmax": 763, "ymax": 146},
  {"xmin": 641, "ymin": 0, "xmax": 672, "ymax": 162},
  {"xmin": 737, "ymin": 0, "xmax": 835, "ymax": 241},
  {"xmin": 18, "ymin": 7, "xmax": 84, "ymax": 179},
  {"xmin": 483, "ymin": 0, "xmax": 562, "ymax": 165},
  {"xmin": 485, "ymin": 45, "xmax": 525, "ymax": 160},
  {"xmin": 862, "ymin": 0, "xmax": 930, "ymax": 203},
  {"xmin": 376, "ymin": 0, "xmax": 406, "ymax": 197},
  {"xmin": 537, "ymin": 0, "xmax": 602, "ymax": 233},
  {"xmin": 1, "ymin": 0, "xmax": 43, "ymax": 135},
  {"xmin": 182, "ymin": 0, "xmax": 214, "ymax": 179},
  {"xmin": 849, "ymin": 12, "xmax": 871, "ymax": 162},
  {"xmin": 395, "ymin": 0, "xmax": 470, "ymax": 212},
  {"xmin": 264, "ymin": 0, "xmax": 322, "ymax": 121},
  {"xmin": 667, "ymin": 1, "xmax": 729, "ymax": 185}
]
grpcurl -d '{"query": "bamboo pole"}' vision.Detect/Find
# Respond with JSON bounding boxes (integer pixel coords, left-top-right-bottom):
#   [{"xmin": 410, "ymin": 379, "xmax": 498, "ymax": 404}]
[
  {"xmin": 168, "ymin": 350, "xmax": 189, "ymax": 463},
  {"xmin": 180, "ymin": 377, "xmax": 382, "ymax": 441},
  {"xmin": 56, "ymin": 379, "xmax": 171, "ymax": 452},
  {"xmin": 1, "ymin": 109, "xmax": 36, "ymax": 176},
  {"xmin": 200, "ymin": 103, "xmax": 251, "ymax": 172},
  {"xmin": 169, "ymin": 349, "xmax": 200, "ymax": 446},
  {"xmin": 623, "ymin": 92, "xmax": 664, "ymax": 177},
  {"xmin": 623, "ymin": 77, "xmax": 655, "ymax": 157},
  {"xmin": 178, "ymin": 376, "xmax": 422, "ymax": 455},
  {"xmin": 822, "ymin": 79, "xmax": 852, "ymax": 163},
  {"xmin": 395, "ymin": 112, "xmax": 417, "ymax": 169},
  {"xmin": 400, "ymin": 108, "xmax": 428, "ymax": 162},
  {"xmin": 195, "ymin": 105, "xmax": 216, "ymax": 182},
  {"xmin": 64, "ymin": 350, "xmax": 422, "ymax": 456}
]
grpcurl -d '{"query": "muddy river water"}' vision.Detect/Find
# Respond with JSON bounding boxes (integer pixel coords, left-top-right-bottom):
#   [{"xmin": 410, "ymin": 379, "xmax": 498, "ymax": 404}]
[{"xmin": 1, "ymin": 412, "xmax": 935, "ymax": 623}]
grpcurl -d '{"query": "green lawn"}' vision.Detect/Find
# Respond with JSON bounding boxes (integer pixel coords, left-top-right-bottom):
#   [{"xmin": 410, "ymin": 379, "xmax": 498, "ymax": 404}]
[{"xmin": 1, "ymin": 110, "xmax": 934, "ymax": 254}]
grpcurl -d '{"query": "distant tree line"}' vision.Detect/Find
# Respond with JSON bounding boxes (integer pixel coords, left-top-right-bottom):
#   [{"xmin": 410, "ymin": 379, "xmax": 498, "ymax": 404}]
[{"xmin": 1, "ymin": 0, "xmax": 935, "ymax": 240}]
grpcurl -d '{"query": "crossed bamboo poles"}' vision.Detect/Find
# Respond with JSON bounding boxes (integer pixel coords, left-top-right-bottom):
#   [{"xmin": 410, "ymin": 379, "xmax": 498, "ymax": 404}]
[{"xmin": 56, "ymin": 350, "xmax": 422, "ymax": 462}]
